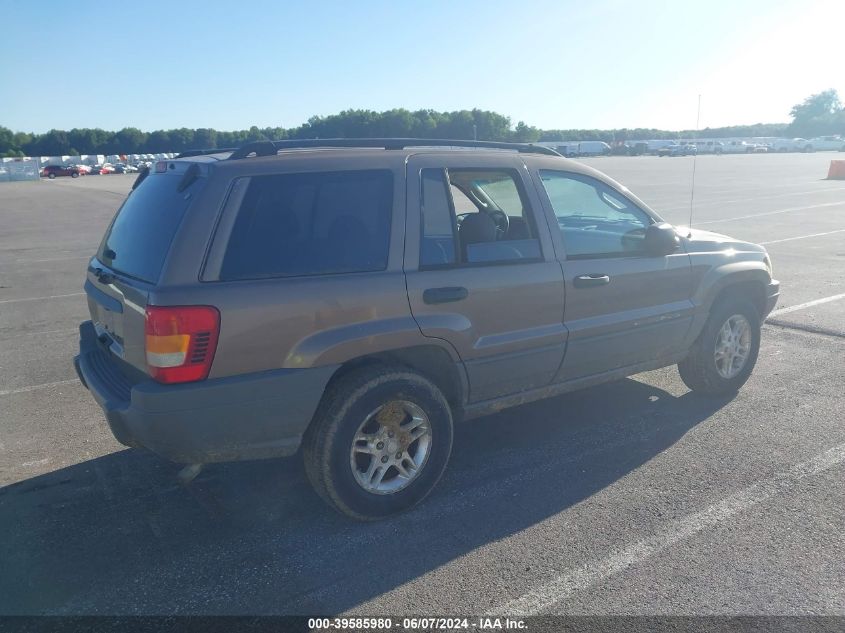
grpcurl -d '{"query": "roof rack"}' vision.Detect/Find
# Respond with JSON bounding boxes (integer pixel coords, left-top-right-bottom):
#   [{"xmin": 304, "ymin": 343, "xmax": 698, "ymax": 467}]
[
  {"xmin": 226, "ymin": 138, "xmax": 562, "ymax": 160},
  {"xmin": 175, "ymin": 148, "xmax": 237, "ymax": 159}
]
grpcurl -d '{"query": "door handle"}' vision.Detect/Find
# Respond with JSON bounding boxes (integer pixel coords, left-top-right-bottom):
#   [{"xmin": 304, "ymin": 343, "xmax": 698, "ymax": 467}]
[
  {"xmin": 573, "ymin": 274, "xmax": 610, "ymax": 288},
  {"xmin": 423, "ymin": 286, "xmax": 468, "ymax": 304}
]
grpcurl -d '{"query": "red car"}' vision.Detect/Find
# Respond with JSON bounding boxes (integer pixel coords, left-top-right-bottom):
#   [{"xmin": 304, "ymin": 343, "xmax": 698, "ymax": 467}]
[
  {"xmin": 88, "ymin": 164, "xmax": 115, "ymax": 175},
  {"xmin": 41, "ymin": 165, "xmax": 82, "ymax": 179}
]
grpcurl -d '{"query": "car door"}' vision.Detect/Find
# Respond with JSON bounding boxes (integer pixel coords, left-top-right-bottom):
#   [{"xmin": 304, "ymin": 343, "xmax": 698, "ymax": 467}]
[
  {"xmin": 404, "ymin": 153, "xmax": 566, "ymax": 403},
  {"xmin": 528, "ymin": 165, "xmax": 694, "ymax": 382}
]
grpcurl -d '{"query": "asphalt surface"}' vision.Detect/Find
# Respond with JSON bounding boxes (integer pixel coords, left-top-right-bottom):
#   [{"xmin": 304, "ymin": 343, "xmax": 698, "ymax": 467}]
[{"xmin": 0, "ymin": 154, "xmax": 843, "ymax": 617}]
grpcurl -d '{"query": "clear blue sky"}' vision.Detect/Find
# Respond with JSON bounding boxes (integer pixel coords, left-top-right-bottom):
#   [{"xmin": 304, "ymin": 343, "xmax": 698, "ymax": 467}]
[{"xmin": 3, "ymin": 0, "xmax": 842, "ymax": 133}]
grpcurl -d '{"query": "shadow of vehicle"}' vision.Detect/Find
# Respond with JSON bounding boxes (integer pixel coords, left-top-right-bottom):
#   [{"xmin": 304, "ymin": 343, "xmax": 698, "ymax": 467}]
[{"xmin": 0, "ymin": 377, "xmax": 729, "ymax": 615}]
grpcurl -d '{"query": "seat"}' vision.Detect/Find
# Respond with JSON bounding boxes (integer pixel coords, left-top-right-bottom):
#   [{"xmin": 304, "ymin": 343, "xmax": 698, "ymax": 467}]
[
  {"xmin": 458, "ymin": 212, "xmax": 498, "ymax": 259},
  {"xmin": 505, "ymin": 217, "xmax": 531, "ymax": 240}
]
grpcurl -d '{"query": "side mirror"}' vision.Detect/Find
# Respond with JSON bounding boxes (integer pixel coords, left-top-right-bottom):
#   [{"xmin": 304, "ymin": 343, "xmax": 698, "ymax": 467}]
[{"xmin": 644, "ymin": 222, "xmax": 680, "ymax": 256}]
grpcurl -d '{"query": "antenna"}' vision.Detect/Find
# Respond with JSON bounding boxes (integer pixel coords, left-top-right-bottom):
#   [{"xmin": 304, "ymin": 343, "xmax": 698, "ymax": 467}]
[{"xmin": 688, "ymin": 94, "xmax": 701, "ymax": 237}]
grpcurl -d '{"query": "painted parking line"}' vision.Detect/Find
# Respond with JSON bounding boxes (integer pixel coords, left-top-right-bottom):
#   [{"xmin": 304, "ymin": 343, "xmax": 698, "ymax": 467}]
[
  {"xmin": 695, "ymin": 200, "xmax": 845, "ymax": 226},
  {"xmin": 660, "ymin": 186, "xmax": 845, "ymax": 212},
  {"xmin": 0, "ymin": 379, "xmax": 78, "ymax": 397},
  {"xmin": 493, "ymin": 443, "xmax": 845, "ymax": 616},
  {"xmin": 768, "ymin": 293, "xmax": 845, "ymax": 318},
  {"xmin": 0, "ymin": 292, "xmax": 84, "ymax": 305},
  {"xmin": 759, "ymin": 229, "xmax": 845, "ymax": 245},
  {"xmin": 12, "ymin": 255, "xmax": 90, "ymax": 264}
]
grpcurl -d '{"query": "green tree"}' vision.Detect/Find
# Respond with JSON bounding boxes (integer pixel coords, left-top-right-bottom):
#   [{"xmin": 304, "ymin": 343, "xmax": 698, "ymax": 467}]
[
  {"xmin": 193, "ymin": 128, "xmax": 217, "ymax": 149},
  {"xmin": 246, "ymin": 126, "xmax": 267, "ymax": 142},
  {"xmin": 167, "ymin": 128, "xmax": 195, "ymax": 152},
  {"xmin": 31, "ymin": 129, "xmax": 72, "ymax": 156},
  {"xmin": 790, "ymin": 90, "xmax": 841, "ymax": 120},
  {"xmin": 511, "ymin": 121, "xmax": 540, "ymax": 142},
  {"xmin": 788, "ymin": 90, "xmax": 844, "ymax": 137},
  {"xmin": 112, "ymin": 128, "xmax": 147, "ymax": 154},
  {"xmin": 146, "ymin": 130, "xmax": 172, "ymax": 153},
  {"xmin": 0, "ymin": 126, "xmax": 15, "ymax": 155}
]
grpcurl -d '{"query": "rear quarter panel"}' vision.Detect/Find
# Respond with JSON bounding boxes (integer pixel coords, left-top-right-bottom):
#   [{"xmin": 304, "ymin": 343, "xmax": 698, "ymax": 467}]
[{"xmin": 152, "ymin": 153, "xmax": 459, "ymax": 379}]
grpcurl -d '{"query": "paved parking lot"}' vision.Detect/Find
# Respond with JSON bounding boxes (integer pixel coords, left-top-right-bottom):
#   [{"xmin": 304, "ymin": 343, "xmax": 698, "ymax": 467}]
[{"xmin": 0, "ymin": 154, "xmax": 843, "ymax": 616}]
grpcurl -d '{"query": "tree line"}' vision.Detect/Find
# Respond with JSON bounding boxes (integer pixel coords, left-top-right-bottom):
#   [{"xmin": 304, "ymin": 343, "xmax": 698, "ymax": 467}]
[{"xmin": 1, "ymin": 91, "xmax": 842, "ymax": 158}]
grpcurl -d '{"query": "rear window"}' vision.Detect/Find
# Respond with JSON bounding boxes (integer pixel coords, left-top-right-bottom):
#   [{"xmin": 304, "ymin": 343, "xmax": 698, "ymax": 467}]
[
  {"xmin": 219, "ymin": 170, "xmax": 393, "ymax": 280},
  {"xmin": 97, "ymin": 172, "xmax": 202, "ymax": 283}
]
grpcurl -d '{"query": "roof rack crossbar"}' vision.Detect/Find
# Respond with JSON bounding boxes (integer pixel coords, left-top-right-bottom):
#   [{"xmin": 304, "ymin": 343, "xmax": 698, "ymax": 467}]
[
  {"xmin": 175, "ymin": 148, "xmax": 237, "ymax": 158},
  {"xmin": 226, "ymin": 138, "xmax": 561, "ymax": 160}
]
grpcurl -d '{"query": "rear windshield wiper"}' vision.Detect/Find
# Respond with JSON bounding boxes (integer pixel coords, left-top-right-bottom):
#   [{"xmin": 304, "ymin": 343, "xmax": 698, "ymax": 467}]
[
  {"xmin": 93, "ymin": 267, "xmax": 116, "ymax": 285},
  {"xmin": 177, "ymin": 163, "xmax": 200, "ymax": 193}
]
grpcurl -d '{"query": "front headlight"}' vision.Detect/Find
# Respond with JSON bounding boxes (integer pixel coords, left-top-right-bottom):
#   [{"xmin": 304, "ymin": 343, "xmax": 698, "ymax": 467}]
[{"xmin": 763, "ymin": 254, "xmax": 773, "ymax": 278}]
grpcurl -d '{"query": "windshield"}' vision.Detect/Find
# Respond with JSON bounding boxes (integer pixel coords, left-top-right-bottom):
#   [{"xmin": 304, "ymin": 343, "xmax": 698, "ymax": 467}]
[{"xmin": 96, "ymin": 172, "xmax": 202, "ymax": 283}]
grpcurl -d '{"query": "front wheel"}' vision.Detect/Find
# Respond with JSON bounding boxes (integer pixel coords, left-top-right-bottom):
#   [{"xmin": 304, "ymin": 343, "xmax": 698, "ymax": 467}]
[
  {"xmin": 303, "ymin": 365, "xmax": 454, "ymax": 520},
  {"xmin": 678, "ymin": 300, "xmax": 761, "ymax": 395}
]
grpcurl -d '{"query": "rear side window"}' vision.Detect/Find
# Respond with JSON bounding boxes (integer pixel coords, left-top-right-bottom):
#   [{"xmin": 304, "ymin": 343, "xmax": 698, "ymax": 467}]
[
  {"xmin": 97, "ymin": 171, "xmax": 202, "ymax": 283},
  {"xmin": 220, "ymin": 170, "xmax": 393, "ymax": 280}
]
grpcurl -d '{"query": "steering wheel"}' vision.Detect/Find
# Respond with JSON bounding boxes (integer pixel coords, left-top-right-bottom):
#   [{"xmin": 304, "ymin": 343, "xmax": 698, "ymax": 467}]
[
  {"xmin": 456, "ymin": 210, "xmax": 510, "ymax": 238},
  {"xmin": 487, "ymin": 209, "xmax": 510, "ymax": 237}
]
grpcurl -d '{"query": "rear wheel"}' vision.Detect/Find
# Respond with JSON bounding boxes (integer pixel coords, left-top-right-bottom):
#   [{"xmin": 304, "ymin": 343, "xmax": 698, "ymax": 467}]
[
  {"xmin": 48, "ymin": 173, "xmax": 55, "ymax": 179},
  {"xmin": 71, "ymin": 171, "xmax": 79, "ymax": 178},
  {"xmin": 303, "ymin": 365, "xmax": 453, "ymax": 520},
  {"xmin": 678, "ymin": 299, "xmax": 761, "ymax": 395}
]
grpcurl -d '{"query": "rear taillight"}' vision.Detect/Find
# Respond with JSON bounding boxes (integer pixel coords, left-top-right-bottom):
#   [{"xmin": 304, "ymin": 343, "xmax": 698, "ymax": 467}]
[{"xmin": 144, "ymin": 305, "xmax": 220, "ymax": 384}]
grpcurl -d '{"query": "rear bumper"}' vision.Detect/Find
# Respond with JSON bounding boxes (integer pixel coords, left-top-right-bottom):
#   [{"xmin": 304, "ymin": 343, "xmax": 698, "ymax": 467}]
[
  {"xmin": 74, "ymin": 321, "xmax": 337, "ymax": 464},
  {"xmin": 763, "ymin": 279, "xmax": 780, "ymax": 320}
]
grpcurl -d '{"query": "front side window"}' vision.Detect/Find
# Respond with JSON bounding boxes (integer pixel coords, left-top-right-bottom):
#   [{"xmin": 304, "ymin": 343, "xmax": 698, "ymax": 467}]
[
  {"xmin": 539, "ymin": 170, "xmax": 652, "ymax": 259},
  {"xmin": 220, "ymin": 170, "xmax": 393, "ymax": 280},
  {"xmin": 419, "ymin": 168, "xmax": 541, "ymax": 267}
]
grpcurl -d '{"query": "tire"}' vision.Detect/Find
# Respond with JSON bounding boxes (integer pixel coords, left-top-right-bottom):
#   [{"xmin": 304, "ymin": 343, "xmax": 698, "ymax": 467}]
[
  {"xmin": 678, "ymin": 299, "xmax": 761, "ymax": 395},
  {"xmin": 303, "ymin": 364, "xmax": 454, "ymax": 520},
  {"xmin": 48, "ymin": 173, "xmax": 55, "ymax": 179},
  {"xmin": 71, "ymin": 171, "xmax": 79, "ymax": 178}
]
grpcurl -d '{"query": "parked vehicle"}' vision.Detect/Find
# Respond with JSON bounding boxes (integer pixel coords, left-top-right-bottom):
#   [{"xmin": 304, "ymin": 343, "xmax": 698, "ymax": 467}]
[
  {"xmin": 751, "ymin": 145, "xmax": 769, "ymax": 153},
  {"xmin": 113, "ymin": 163, "xmax": 139, "ymax": 174},
  {"xmin": 770, "ymin": 138, "xmax": 802, "ymax": 152},
  {"xmin": 75, "ymin": 164, "xmax": 92, "ymax": 174},
  {"xmin": 721, "ymin": 140, "xmax": 755, "ymax": 154},
  {"xmin": 628, "ymin": 141, "xmax": 649, "ymax": 156},
  {"xmin": 694, "ymin": 141, "xmax": 724, "ymax": 155},
  {"xmin": 658, "ymin": 143, "xmax": 697, "ymax": 157},
  {"xmin": 576, "ymin": 141, "xmax": 611, "ymax": 156},
  {"xmin": 807, "ymin": 136, "xmax": 845, "ymax": 152},
  {"xmin": 41, "ymin": 164, "xmax": 82, "ymax": 179},
  {"xmin": 74, "ymin": 138, "xmax": 779, "ymax": 519},
  {"xmin": 647, "ymin": 140, "xmax": 676, "ymax": 155}
]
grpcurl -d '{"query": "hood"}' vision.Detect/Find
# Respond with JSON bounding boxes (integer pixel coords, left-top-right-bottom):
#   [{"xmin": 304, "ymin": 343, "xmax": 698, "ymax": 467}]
[{"xmin": 676, "ymin": 227, "xmax": 766, "ymax": 253}]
